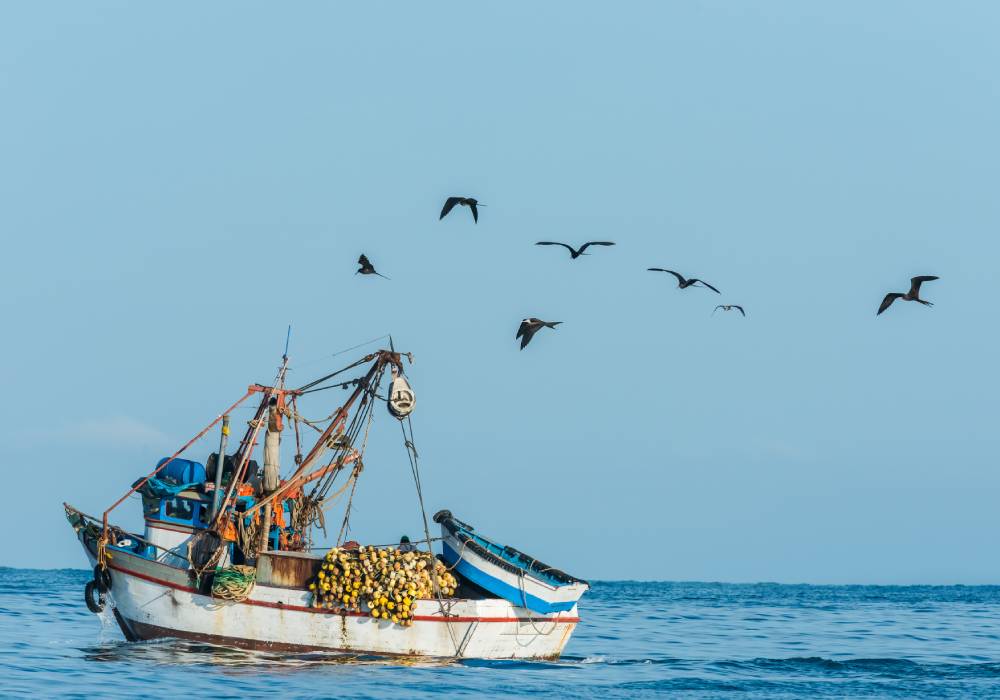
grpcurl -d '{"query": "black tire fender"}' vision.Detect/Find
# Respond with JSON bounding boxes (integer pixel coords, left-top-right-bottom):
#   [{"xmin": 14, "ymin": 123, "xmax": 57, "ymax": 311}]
[
  {"xmin": 84, "ymin": 580, "xmax": 105, "ymax": 614},
  {"xmin": 93, "ymin": 565, "xmax": 112, "ymax": 592}
]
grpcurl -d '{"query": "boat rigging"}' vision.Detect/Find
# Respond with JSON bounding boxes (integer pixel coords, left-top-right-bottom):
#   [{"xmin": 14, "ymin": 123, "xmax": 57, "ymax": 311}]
[{"xmin": 64, "ymin": 343, "xmax": 587, "ymax": 659}]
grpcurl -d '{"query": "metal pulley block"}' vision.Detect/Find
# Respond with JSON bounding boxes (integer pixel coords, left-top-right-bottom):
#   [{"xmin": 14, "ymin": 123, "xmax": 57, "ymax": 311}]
[{"xmin": 388, "ymin": 375, "xmax": 415, "ymax": 419}]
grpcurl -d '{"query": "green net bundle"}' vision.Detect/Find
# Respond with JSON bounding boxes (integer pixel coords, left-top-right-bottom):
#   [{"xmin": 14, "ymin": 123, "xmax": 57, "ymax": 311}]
[
  {"xmin": 212, "ymin": 564, "xmax": 257, "ymax": 602},
  {"xmin": 310, "ymin": 545, "xmax": 459, "ymax": 626}
]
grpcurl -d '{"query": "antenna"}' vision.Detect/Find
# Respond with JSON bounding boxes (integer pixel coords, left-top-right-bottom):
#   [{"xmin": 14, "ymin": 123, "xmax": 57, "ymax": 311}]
[{"xmin": 283, "ymin": 324, "xmax": 292, "ymax": 361}]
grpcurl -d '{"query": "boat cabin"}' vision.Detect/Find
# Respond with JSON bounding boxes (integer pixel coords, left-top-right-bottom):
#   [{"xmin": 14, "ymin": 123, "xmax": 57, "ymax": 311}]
[{"xmin": 121, "ymin": 455, "xmax": 297, "ymax": 568}]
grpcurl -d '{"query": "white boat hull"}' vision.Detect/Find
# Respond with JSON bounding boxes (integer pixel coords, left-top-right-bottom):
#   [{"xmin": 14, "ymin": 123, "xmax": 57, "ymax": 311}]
[
  {"xmin": 442, "ymin": 533, "xmax": 588, "ymax": 614},
  {"xmin": 83, "ymin": 543, "xmax": 580, "ymax": 659}
]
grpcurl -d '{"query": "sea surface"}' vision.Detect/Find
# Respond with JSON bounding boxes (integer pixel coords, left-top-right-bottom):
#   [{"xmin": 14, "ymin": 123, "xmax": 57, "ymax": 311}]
[{"xmin": 4, "ymin": 568, "xmax": 1000, "ymax": 698}]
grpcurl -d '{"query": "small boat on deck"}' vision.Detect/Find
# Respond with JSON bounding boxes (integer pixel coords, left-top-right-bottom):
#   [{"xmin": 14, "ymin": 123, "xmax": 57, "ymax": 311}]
[
  {"xmin": 64, "ymin": 344, "xmax": 588, "ymax": 659},
  {"xmin": 435, "ymin": 510, "xmax": 589, "ymax": 614}
]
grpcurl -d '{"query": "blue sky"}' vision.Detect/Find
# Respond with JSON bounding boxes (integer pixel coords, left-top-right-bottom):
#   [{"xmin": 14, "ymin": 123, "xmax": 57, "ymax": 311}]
[{"xmin": 1, "ymin": 2, "xmax": 997, "ymax": 583}]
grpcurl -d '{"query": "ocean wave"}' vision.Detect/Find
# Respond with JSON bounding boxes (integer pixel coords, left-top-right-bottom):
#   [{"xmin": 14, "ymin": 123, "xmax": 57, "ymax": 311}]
[{"xmin": 5, "ymin": 570, "xmax": 1000, "ymax": 697}]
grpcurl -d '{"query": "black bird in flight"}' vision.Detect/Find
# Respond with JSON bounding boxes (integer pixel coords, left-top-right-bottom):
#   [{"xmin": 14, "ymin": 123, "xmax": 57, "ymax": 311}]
[
  {"xmin": 356, "ymin": 254, "xmax": 389, "ymax": 279},
  {"xmin": 648, "ymin": 268, "xmax": 721, "ymax": 293},
  {"xmin": 516, "ymin": 318, "xmax": 561, "ymax": 350},
  {"xmin": 439, "ymin": 197, "xmax": 483, "ymax": 223},
  {"xmin": 713, "ymin": 304, "xmax": 746, "ymax": 317},
  {"xmin": 877, "ymin": 275, "xmax": 938, "ymax": 315},
  {"xmin": 535, "ymin": 241, "xmax": 616, "ymax": 259}
]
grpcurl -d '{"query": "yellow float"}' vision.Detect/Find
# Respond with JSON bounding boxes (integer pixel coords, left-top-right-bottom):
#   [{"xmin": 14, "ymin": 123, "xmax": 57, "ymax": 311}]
[{"xmin": 310, "ymin": 545, "xmax": 459, "ymax": 627}]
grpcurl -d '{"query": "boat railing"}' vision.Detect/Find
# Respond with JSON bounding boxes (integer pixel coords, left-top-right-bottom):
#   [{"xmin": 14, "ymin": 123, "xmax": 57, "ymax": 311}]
[{"xmin": 65, "ymin": 503, "xmax": 193, "ymax": 565}]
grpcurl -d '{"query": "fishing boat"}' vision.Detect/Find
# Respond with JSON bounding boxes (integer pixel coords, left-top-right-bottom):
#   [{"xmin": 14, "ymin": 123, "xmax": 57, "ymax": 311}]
[
  {"xmin": 64, "ymin": 344, "xmax": 586, "ymax": 659},
  {"xmin": 435, "ymin": 510, "xmax": 589, "ymax": 614}
]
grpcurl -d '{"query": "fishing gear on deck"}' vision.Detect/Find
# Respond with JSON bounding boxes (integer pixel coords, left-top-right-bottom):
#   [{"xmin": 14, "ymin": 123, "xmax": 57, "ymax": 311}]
[
  {"xmin": 212, "ymin": 565, "xmax": 257, "ymax": 602},
  {"xmin": 310, "ymin": 545, "xmax": 458, "ymax": 627}
]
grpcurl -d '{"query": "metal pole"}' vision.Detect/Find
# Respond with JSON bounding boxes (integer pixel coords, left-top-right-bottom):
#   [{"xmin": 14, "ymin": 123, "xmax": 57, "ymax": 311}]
[{"xmin": 209, "ymin": 415, "xmax": 230, "ymax": 519}]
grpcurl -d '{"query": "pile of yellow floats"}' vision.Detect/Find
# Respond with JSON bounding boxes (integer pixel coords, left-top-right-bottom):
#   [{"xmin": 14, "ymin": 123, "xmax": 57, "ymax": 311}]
[{"xmin": 310, "ymin": 545, "xmax": 460, "ymax": 626}]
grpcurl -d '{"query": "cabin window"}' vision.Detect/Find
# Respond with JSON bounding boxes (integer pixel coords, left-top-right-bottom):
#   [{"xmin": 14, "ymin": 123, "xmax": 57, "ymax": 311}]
[{"xmin": 164, "ymin": 497, "xmax": 195, "ymax": 522}]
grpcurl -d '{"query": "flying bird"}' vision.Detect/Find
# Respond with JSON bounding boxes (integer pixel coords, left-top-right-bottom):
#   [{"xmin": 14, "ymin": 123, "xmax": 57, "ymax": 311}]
[
  {"xmin": 535, "ymin": 241, "xmax": 615, "ymax": 259},
  {"xmin": 356, "ymin": 254, "xmax": 389, "ymax": 279},
  {"xmin": 648, "ymin": 268, "xmax": 721, "ymax": 293},
  {"xmin": 877, "ymin": 275, "xmax": 938, "ymax": 315},
  {"xmin": 516, "ymin": 318, "xmax": 561, "ymax": 350},
  {"xmin": 439, "ymin": 197, "xmax": 483, "ymax": 223},
  {"xmin": 713, "ymin": 305, "xmax": 746, "ymax": 317}
]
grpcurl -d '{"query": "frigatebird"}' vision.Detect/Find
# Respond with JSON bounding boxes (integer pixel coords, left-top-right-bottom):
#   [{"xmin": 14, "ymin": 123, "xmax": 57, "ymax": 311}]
[
  {"xmin": 356, "ymin": 254, "xmax": 389, "ymax": 279},
  {"xmin": 516, "ymin": 318, "xmax": 561, "ymax": 350},
  {"xmin": 713, "ymin": 305, "xmax": 745, "ymax": 317},
  {"xmin": 648, "ymin": 268, "xmax": 720, "ymax": 293},
  {"xmin": 877, "ymin": 275, "xmax": 938, "ymax": 315},
  {"xmin": 535, "ymin": 241, "xmax": 615, "ymax": 259},
  {"xmin": 439, "ymin": 197, "xmax": 482, "ymax": 223}
]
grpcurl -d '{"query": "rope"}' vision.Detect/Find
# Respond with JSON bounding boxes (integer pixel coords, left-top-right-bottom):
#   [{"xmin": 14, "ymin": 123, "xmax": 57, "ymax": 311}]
[
  {"xmin": 293, "ymin": 335, "xmax": 390, "ymax": 370},
  {"xmin": 285, "ymin": 406, "xmax": 342, "ymax": 433},
  {"xmin": 188, "ymin": 530, "xmax": 226, "ymax": 584},
  {"xmin": 237, "ymin": 511, "xmax": 262, "ymax": 563},
  {"xmin": 401, "ymin": 417, "xmax": 433, "ymax": 555},
  {"xmin": 516, "ymin": 571, "xmax": 560, "ymax": 636},
  {"xmin": 336, "ymin": 475, "xmax": 361, "ymax": 545},
  {"xmin": 399, "ymin": 415, "xmax": 461, "ymax": 655},
  {"xmin": 306, "ymin": 365, "xmax": 384, "ymax": 505},
  {"xmin": 304, "ymin": 537, "xmax": 443, "ymax": 551},
  {"xmin": 331, "ymin": 372, "xmax": 382, "ymax": 544},
  {"xmin": 298, "ymin": 377, "xmax": 366, "ymax": 396},
  {"xmin": 242, "ymin": 355, "xmax": 385, "ymax": 521},
  {"xmin": 212, "ymin": 565, "xmax": 257, "ymax": 602},
  {"xmin": 335, "ymin": 397, "xmax": 379, "ymax": 547},
  {"xmin": 441, "ymin": 536, "xmax": 473, "ymax": 572},
  {"xmin": 320, "ymin": 470, "xmax": 359, "ymax": 512},
  {"xmin": 295, "ymin": 356, "xmax": 372, "ymax": 393},
  {"xmin": 311, "ymin": 363, "xmax": 385, "ymax": 546}
]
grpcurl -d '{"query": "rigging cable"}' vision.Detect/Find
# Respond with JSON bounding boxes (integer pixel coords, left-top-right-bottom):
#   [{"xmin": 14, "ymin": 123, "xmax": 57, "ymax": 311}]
[
  {"xmin": 332, "ymin": 366, "xmax": 383, "ymax": 543},
  {"xmin": 399, "ymin": 414, "xmax": 461, "ymax": 655},
  {"xmin": 293, "ymin": 334, "xmax": 390, "ymax": 370},
  {"xmin": 295, "ymin": 357, "xmax": 370, "ymax": 393},
  {"xmin": 307, "ymin": 365, "xmax": 382, "ymax": 504}
]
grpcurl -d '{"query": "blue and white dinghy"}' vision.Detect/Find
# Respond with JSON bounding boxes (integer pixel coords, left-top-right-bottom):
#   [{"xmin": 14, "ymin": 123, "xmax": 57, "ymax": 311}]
[{"xmin": 434, "ymin": 510, "xmax": 589, "ymax": 614}]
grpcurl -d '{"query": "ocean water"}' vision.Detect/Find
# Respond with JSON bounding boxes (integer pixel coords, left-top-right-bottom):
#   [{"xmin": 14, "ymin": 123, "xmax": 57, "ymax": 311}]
[{"xmin": 3, "ymin": 569, "xmax": 1000, "ymax": 698}]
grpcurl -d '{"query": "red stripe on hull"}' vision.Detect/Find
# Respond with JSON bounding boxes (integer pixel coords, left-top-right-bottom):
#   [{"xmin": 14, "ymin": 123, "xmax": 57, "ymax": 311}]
[{"xmin": 108, "ymin": 561, "xmax": 581, "ymax": 624}]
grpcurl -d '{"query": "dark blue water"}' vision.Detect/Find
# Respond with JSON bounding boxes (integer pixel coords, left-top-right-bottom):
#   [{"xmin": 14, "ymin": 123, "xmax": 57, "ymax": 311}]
[{"xmin": 4, "ymin": 568, "xmax": 1000, "ymax": 698}]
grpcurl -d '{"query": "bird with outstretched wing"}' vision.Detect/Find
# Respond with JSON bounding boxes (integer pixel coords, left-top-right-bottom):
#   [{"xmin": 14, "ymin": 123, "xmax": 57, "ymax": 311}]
[
  {"xmin": 516, "ymin": 318, "xmax": 561, "ymax": 350},
  {"xmin": 648, "ymin": 268, "xmax": 721, "ymax": 293},
  {"xmin": 536, "ymin": 241, "xmax": 615, "ymax": 259},
  {"xmin": 439, "ymin": 196, "xmax": 481, "ymax": 223}
]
